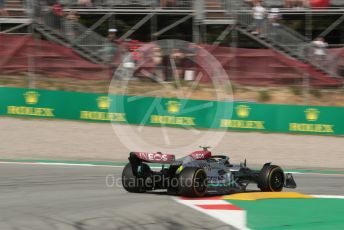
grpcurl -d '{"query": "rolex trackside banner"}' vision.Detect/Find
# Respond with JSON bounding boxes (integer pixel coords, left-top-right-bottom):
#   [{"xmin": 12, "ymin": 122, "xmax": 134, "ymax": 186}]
[
  {"xmin": 218, "ymin": 103, "xmax": 342, "ymax": 135},
  {"xmin": 0, "ymin": 87, "xmax": 127, "ymax": 123},
  {"xmin": 0, "ymin": 87, "xmax": 343, "ymax": 136}
]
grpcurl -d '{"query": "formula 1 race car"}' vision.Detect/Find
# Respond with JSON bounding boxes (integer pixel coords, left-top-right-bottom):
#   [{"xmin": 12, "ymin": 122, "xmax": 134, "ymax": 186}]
[{"xmin": 122, "ymin": 147, "xmax": 297, "ymax": 197}]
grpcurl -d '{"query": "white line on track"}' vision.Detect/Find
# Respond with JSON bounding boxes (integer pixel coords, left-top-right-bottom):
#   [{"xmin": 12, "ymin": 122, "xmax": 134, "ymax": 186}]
[
  {"xmin": 286, "ymin": 171, "xmax": 344, "ymax": 176},
  {"xmin": 313, "ymin": 195, "xmax": 344, "ymax": 199},
  {"xmin": 0, "ymin": 161, "xmax": 116, "ymax": 167},
  {"xmin": 0, "ymin": 161, "xmax": 165, "ymax": 169},
  {"xmin": 0, "ymin": 161, "xmax": 343, "ymax": 176}
]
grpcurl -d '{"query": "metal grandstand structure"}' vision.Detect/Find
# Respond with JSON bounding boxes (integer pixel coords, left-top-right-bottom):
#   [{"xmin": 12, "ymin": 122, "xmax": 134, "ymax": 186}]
[{"xmin": 1, "ymin": 0, "xmax": 344, "ymax": 81}]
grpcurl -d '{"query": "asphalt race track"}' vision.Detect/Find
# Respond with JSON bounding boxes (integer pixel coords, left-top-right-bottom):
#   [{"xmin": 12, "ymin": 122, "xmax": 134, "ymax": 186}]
[{"xmin": 0, "ymin": 164, "xmax": 343, "ymax": 230}]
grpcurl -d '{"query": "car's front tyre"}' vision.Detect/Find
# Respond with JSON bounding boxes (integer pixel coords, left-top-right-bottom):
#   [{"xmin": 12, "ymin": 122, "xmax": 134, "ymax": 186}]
[{"xmin": 258, "ymin": 164, "xmax": 285, "ymax": 192}]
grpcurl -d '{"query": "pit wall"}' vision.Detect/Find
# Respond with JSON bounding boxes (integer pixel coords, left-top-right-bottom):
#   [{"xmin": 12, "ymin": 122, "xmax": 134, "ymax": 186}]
[{"xmin": 1, "ymin": 87, "xmax": 343, "ymax": 136}]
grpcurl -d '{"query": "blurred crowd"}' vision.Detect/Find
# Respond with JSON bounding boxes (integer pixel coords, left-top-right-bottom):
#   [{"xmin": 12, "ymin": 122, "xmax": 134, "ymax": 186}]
[
  {"xmin": 246, "ymin": 0, "xmax": 330, "ymax": 8},
  {"xmin": 0, "ymin": 0, "xmax": 192, "ymax": 17},
  {"xmin": 0, "ymin": 0, "xmax": 8, "ymax": 16},
  {"xmin": 55, "ymin": 0, "xmax": 191, "ymax": 8},
  {"xmin": 284, "ymin": 0, "xmax": 308, "ymax": 8},
  {"xmin": 114, "ymin": 41, "xmax": 199, "ymax": 82},
  {"xmin": 250, "ymin": 0, "xmax": 329, "ymax": 64},
  {"xmin": 0, "ymin": 0, "xmax": 335, "ymax": 18},
  {"xmin": 0, "ymin": 0, "xmax": 332, "ymax": 81}
]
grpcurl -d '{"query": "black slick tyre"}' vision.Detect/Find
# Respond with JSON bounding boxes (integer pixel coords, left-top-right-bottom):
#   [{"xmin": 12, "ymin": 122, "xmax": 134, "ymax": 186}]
[
  {"xmin": 122, "ymin": 163, "xmax": 148, "ymax": 193},
  {"xmin": 258, "ymin": 164, "xmax": 285, "ymax": 192},
  {"xmin": 178, "ymin": 167, "xmax": 207, "ymax": 197}
]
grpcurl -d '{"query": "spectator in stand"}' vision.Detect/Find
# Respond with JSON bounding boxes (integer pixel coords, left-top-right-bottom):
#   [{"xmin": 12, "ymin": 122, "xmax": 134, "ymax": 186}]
[
  {"xmin": 51, "ymin": 2, "xmax": 64, "ymax": 30},
  {"xmin": 284, "ymin": 0, "xmax": 307, "ymax": 8},
  {"xmin": 268, "ymin": 8, "xmax": 281, "ymax": 40},
  {"xmin": 252, "ymin": 1, "xmax": 266, "ymax": 36},
  {"xmin": 23, "ymin": 0, "xmax": 46, "ymax": 18},
  {"xmin": 152, "ymin": 46, "xmax": 164, "ymax": 81},
  {"xmin": 162, "ymin": 49, "xmax": 182, "ymax": 82},
  {"xmin": 244, "ymin": 0, "xmax": 268, "ymax": 7},
  {"xmin": 160, "ymin": 0, "xmax": 166, "ymax": 7},
  {"xmin": 312, "ymin": 37, "xmax": 328, "ymax": 63},
  {"xmin": 107, "ymin": 28, "xmax": 117, "ymax": 43},
  {"xmin": 33, "ymin": 0, "xmax": 46, "ymax": 20},
  {"xmin": 129, "ymin": 40, "xmax": 142, "ymax": 66},
  {"xmin": 160, "ymin": 0, "xmax": 176, "ymax": 8},
  {"xmin": 25, "ymin": 0, "xmax": 34, "ymax": 16},
  {"xmin": 170, "ymin": 48, "xmax": 184, "ymax": 80},
  {"xmin": 303, "ymin": 0, "xmax": 310, "ymax": 7},
  {"xmin": 45, "ymin": 1, "xmax": 63, "ymax": 30},
  {"xmin": 0, "ymin": 0, "xmax": 8, "ymax": 16},
  {"xmin": 65, "ymin": 10, "xmax": 80, "ymax": 40},
  {"xmin": 182, "ymin": 43, "xmax": 198, "ymax": 81},
  {"xmin": 46, "ymin": 0, "xmax": 57, "ymax": 6},
  {"xmin": 284, "ymin": 0, "xmax": 293, "ymax": 8},
  {"xmin": 268, "ymin": 8, "xmax": 281, "ymax": 25},
  {"xmin": 100, "ymin": 28, "xmax": 118, "ymax": 63},
  {"xmin": 78, "ymin": 0, "xmax": 92, "ymax": 7},
  {"xmin": 310, "ymin": 0, "xmax": 329, "ymax": 8},
  {"xmin": 115, "ymin": 44, "xmax": 135, "ymax": 80}
]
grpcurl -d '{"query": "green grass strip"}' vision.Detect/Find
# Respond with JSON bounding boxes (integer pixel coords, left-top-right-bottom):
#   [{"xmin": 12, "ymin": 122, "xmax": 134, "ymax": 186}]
[{"xmin": 229, "ymin": 198, "xmax": 344, "ymax": 230}]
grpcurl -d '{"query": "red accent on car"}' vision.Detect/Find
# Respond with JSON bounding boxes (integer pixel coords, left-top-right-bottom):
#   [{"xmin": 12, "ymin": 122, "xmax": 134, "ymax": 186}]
[
  {"xmin": 189, "ymin": 151, "xmax": 212, "ymax": 160},
  {"xmin": 133, "ymin": 152, "xmax": 175, "ymax": 163}
]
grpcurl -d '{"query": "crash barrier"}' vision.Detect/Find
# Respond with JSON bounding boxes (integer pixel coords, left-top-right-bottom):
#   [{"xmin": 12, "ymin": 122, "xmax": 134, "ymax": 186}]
[{"xmin": 0, "ymin": 87, "xmax": 343, "ymax": 136}]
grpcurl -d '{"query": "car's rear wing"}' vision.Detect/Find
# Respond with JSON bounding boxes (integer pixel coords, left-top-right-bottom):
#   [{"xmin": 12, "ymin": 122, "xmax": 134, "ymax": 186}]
[{"xmin": 129, "ymin": 152, "xmax": 175, "ymax": 164}]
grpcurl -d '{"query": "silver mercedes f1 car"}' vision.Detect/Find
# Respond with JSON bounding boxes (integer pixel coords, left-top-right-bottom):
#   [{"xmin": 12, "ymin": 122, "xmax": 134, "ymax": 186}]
[{"xmin": 122, "ymin": 147, "xmax": 296, "ymax": 197}]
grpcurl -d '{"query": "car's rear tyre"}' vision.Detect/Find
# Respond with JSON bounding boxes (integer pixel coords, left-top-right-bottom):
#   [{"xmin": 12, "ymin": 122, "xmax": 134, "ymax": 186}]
[
  {"xmin": 258, "ymin": 164, "xmax": 285, "ymax": 192},
  {"xmin": 178, "ymin": 167, "xmax": 207, "ymax": 197},
  {"xmin": 122, "ymin": 163, "xmax": 149, "ymax": 193}
]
